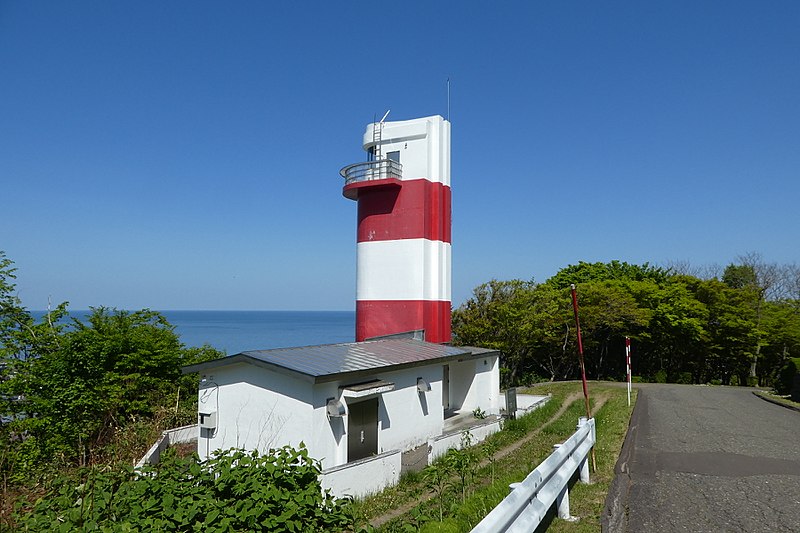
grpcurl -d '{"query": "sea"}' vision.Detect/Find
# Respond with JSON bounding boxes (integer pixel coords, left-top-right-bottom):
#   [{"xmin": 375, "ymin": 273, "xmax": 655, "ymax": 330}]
[{"xmin": 31, "ymin": 310, "xmax": 356, "ymax": 355}]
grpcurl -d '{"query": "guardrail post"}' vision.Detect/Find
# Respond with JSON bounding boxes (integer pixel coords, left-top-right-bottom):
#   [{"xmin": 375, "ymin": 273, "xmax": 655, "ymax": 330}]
[
  {"xmin": 552, "ymin": 444, "xmax": 575, "ymax": 521},
  {"xmin": 577, "ymin": 417, "xmax": 590, "ymax": 484}
]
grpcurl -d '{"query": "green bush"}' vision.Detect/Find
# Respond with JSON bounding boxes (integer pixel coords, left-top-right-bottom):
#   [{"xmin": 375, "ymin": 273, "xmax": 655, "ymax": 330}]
[
  {"xmin": 776, "ymin": 358, "xmax": 800, "ymax": 396},
  {"xmin": 14, "ymin": 445, "xmax": 353, "ymax": 532},
  {"xmin": 676, "ymin": 372, "xmax": 693, "ymax": 384},
  {"xmin": 653, "ymin": 370, "xmax": 668, "ymax": 383}
]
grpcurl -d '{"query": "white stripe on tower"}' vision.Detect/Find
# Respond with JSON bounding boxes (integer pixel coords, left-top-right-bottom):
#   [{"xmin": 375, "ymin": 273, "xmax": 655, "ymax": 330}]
[{"xmin": 356, "ymin": 239, "xmax": 451, "ymax": 301}]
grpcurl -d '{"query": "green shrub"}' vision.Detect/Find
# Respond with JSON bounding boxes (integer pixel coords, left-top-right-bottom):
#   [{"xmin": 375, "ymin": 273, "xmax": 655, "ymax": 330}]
[
  {"xmin": 14, "ymin": 445, "xmax": 353, "ymax": 532},
  {"xmin": 676, "ymin": 372, "xmax": 693, "ymax": 384},
  {"xmin": 776, "ymin": 358, "xmax": 800, "ymax": 396},
  {"xmin": 653, "ymin": 370, "xmax": 667, "ymax": 383}
]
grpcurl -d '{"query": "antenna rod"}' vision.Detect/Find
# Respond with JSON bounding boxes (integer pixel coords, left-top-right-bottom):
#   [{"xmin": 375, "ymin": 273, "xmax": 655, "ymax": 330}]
[
  {"xmin": 447, "ymin": 77, "xmax": 450, "ymax": 121},
  {"xmin": 379, "ymin": 110, "xmax": 391, "ymax": 124}
]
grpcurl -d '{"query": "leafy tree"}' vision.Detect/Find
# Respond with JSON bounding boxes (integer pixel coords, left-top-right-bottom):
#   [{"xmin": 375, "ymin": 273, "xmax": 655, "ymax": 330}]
[
  {"xmin": 638, "ymin": 279, "xmax": 708, "ymax": 382},
  {"xmin": 723, "ymin": 253, "xmax": 784, "ymax": 382},
  {"xmin": 544, "ymin": 260, "xmax": 670, "ymax": 289},
  {"xmin": 567, "ymin": 281, "xmax": 650, "ymax": 380},
  {"xmin": 0, "ymin": 251, "xmax": 67, "ymax": 367},
  {"xmin": 3, "ymin": 307, "xmax": 219, "ymax": 473},
  {"xmin": 452, "ymin": 279, "xmax": 543, "ymax": 384}
]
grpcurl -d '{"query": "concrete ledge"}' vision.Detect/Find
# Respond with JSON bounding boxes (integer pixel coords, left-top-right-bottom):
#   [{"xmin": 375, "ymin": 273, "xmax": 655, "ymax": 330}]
[
  {"xmin": 321, "ymin": 449, "xmax": 402, "ymax": 499},
  {"xmin": 429, "ymin": 418, "xmax": 501, "ymax": 463},
  {"xmin": 136, "ymin": 424, "xmax": 198, "ymax": 468}
]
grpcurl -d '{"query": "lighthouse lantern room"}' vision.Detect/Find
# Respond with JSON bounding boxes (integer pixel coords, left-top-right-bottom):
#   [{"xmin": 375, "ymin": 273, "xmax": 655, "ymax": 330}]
[{"xmin": 340, "ymin": 115, "xmax": 452, "ymax": 344}]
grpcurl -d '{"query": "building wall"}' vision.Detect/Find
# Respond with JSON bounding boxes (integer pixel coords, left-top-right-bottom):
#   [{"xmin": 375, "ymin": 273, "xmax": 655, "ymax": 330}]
[
  {"xmin": 368, "ymin": 363, "xmax": 445, "ymax": 453},
  {"xmin": 198, "ymin": 354, "xmax": 500, "ymax": 470},
  {"xmin": 362, "ymin": 116, "xmax": 450, "ymax": 186},
  {"xmin": 448, "ymin": 355, "xmax": 501, "ymax": 414},
  {"xmin": 311, "ymin": 382, "xmax": 348, "ymax": 469},
  {"xmin": 196, "ymin": 363, "xmax": 313, "ymax": 461}
]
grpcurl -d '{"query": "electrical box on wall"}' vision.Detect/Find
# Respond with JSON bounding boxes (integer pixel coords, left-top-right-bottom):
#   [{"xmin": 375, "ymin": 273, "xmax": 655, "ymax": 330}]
[{"xmin": 199, "ymin": 411, "xmax": 217, "ymax": 429}]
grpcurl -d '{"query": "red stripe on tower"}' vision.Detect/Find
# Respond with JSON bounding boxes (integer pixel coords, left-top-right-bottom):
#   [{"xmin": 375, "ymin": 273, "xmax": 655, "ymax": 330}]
[{"xmin": 340, "ymin": 115, "xmax": 451, "ymax": 343}]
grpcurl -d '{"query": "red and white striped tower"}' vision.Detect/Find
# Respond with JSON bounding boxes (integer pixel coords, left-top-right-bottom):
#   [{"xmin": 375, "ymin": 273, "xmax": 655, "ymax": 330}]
[{"xmin": 340, "ymin": 115, "xmax": 451, "ymax": 343}]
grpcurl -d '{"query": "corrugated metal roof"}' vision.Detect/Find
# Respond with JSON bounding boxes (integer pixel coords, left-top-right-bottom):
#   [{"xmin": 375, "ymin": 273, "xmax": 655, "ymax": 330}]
[{"xmin": 183, "ymin": 338, "xmax": 497, "ymax": 383}]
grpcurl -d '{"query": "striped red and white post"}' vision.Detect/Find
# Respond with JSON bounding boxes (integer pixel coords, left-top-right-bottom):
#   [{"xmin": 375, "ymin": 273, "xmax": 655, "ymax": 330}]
[
  {"xmin": 341, "ymin": 116, "xmax": 451, "ymax": 343},
  {"xmin": 625, "ymin": 336, "xmax": 632, "ymax": 406}
]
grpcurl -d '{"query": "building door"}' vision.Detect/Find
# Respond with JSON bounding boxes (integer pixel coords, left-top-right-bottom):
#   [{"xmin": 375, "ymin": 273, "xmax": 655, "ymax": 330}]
[
  {"xmin": 347, "ymin": 398, "xmax": 378, "ymax": 462},
  {"xmin": 442, "ymin": 364, "xmax": 450, "ymax": 410}
]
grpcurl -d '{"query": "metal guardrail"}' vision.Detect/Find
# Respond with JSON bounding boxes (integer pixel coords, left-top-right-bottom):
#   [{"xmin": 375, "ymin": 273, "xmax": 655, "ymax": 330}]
[
  {"xmin": 339, "ymin": 159, "xmax": 403, "ymax": 185},
  {"xmin": 471, "ymin": 417, "xmax": 596, "ymax": 532}
]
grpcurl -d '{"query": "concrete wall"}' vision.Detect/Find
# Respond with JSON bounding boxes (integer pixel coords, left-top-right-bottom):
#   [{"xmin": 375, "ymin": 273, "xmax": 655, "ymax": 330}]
[
  {"xmin": 196, "ymin": 363, "xmax": 313, "ymax": 461},
  {"xmin": 448, "ymin": 354, "xmax": 500, "ymax": 415},
  {"xmin": 370, "ymin": 364, "xmax": 444, "ymax": 453},
  {"xmin": 362, "ymin": 115, "xmax": 450, "ymax": 186},
  {"xmin": 311, "ymin": 382, "xmax": 348, "ymax": 469},
  {"xmin": 429, "ymin": 418, "xmax": 502, "ymax": 463},
  {"xmin": 136, "ymin": 424, "xmax": 198, "ymax": 468},
  {"xmin": 320, "ymin": 450, "xmax": 402, "ymax": 499}
]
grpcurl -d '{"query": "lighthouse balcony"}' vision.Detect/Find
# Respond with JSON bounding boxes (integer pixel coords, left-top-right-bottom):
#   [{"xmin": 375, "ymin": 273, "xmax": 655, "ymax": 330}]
[{"xmin": 340, "ymin": 159, "xmax": 403, "ymax": 200}]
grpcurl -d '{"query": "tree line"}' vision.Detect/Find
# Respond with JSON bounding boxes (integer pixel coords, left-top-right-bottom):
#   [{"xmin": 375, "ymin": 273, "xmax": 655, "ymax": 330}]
[{"xmin": 452, "ymin": 255, "xmax": 800, "ymax": 388}]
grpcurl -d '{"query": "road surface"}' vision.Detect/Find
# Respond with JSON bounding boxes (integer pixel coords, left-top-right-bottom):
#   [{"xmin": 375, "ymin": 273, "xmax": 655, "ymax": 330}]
[{"xmin": 604, "ymin": 384, "xmax": 800, "ymax": 532}]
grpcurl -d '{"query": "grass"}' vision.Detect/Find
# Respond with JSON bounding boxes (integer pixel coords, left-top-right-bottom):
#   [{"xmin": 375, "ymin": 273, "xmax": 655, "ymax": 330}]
[
  {"xmin": 753, "ymin": 390, "xmax": 800, "ymax": 411},
  {"xmin": 350, "ymin": 382, "xmax": 636, "ymax": 532},
  {"xmin": 547, "ymin": 386, "xmax": 636, "ymax": 532}
]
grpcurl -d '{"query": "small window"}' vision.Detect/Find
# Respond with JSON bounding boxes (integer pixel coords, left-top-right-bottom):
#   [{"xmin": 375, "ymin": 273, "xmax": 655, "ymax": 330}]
[{"xmin": 387, "ymin": 151, "xmax": 400, "ymax": 163}]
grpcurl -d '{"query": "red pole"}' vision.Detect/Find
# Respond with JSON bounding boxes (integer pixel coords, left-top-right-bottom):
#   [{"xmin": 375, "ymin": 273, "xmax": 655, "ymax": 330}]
[
  {"xmin": 570, "ymin": 283, "xmax": 596, "ymax": 471},
  {"xmin": 570, "ymin": 284, "xmax": 591, "ymax": 415}
]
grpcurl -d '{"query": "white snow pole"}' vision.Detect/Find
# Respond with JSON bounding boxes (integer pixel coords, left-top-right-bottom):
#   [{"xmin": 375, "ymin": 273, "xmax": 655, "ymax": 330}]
[{"xmin": 626, "ymin": 337, "xmax": 632, "ymax": 407}]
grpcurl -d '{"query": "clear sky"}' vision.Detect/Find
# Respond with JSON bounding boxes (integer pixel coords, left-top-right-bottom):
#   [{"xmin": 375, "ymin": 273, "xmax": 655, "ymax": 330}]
[{"xmin": 2, "ymin": 2, "xmax": 798, "ymax": 311}]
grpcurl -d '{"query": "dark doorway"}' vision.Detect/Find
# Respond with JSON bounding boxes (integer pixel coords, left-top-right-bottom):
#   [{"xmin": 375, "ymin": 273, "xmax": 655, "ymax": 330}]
[
  {"xmin": 347, "ymin": 398, "xmax": 378, "ymax": 462},
  {"xmin": 442, "ymin": 364, "xmax": 450, "ymax": 411}
]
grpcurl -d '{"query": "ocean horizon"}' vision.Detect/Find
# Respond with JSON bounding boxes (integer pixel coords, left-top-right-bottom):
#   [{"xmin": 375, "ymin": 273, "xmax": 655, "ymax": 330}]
[{"xmin": 31, "ymin": 310, "xmax": 356, "ymax": 355}]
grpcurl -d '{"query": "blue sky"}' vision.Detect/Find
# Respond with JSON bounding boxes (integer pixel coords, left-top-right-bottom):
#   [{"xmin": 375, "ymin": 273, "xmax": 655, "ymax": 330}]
[{"xmin": 2, "ymin": 2, "xmax": 798, "ymax": 311}]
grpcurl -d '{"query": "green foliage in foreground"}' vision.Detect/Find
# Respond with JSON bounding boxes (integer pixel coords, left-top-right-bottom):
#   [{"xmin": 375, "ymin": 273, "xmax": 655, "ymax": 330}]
[{"xmin": 14, "ymin": 445, "xmax": 354, "ymax": 532}]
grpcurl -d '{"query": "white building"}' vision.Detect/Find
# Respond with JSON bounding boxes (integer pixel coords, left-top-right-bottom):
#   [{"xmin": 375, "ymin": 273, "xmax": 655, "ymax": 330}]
[{"xmin": 183, "ymin": 338, "xmax": 500, "ymax": 474}]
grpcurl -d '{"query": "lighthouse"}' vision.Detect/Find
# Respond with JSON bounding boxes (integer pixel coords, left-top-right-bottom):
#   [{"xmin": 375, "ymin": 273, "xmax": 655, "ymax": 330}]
[{"xmin": 340, "ymin": 114, "xmax": 451, "ymax": 344}]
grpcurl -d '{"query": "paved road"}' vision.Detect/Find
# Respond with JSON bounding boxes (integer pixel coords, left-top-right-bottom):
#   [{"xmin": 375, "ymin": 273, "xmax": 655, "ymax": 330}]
[{"xmin": 604, "ymin": 384, "xmax": 800, "ymax": 532}]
